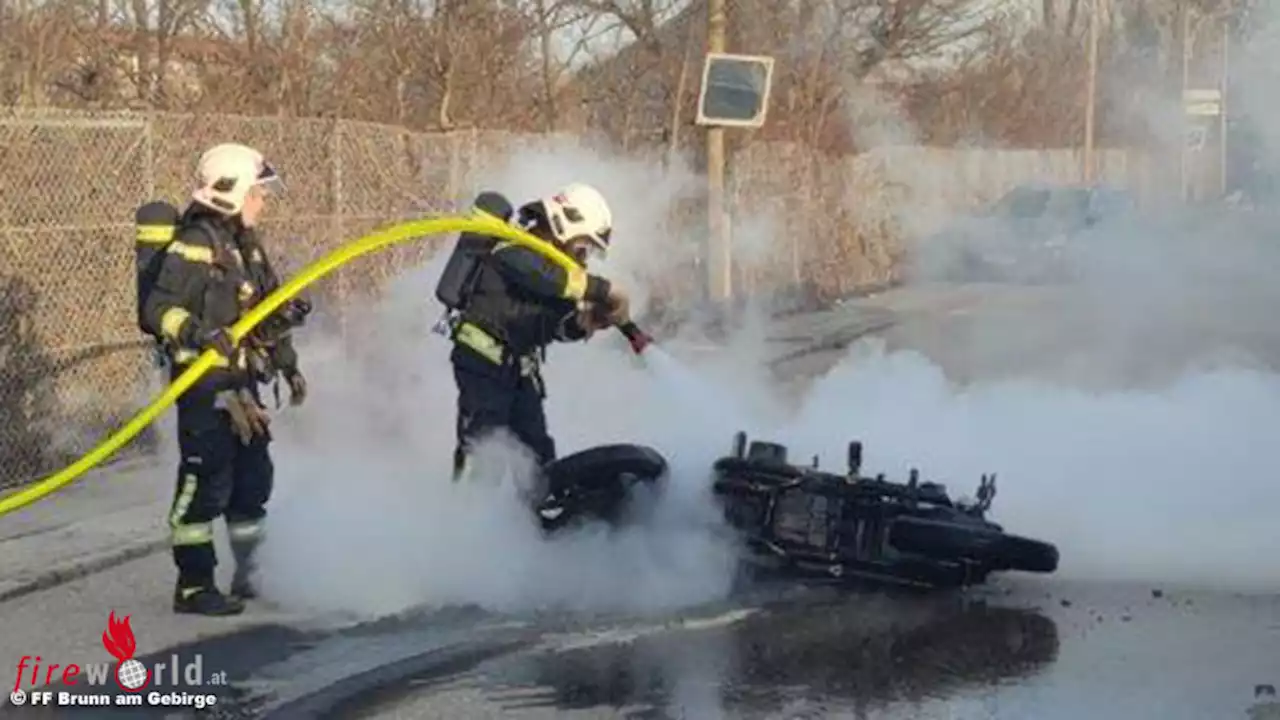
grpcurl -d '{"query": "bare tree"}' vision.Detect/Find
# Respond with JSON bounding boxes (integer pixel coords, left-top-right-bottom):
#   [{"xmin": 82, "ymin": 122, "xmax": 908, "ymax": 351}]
[
  {"xmin": 559, "ymin": 0, "xmax": 683, "ymax": 146},
  {"xmin": 348, "ymin": 0, "xmax": 429, "ymax": 124},
  {"xmin": 6, "ymin": 0, "xmax": 82, "ymax": 106},
  {"xmin": 119, "ymin": 0, "xmax": 208, "ymax": 107},
  {"xmin": 0, "ymin": 0, "xmax": 1153, "ymax": 153},
  {"xmin": 524, "ymin": 0, "xmax": 610, "ymax": 131}
]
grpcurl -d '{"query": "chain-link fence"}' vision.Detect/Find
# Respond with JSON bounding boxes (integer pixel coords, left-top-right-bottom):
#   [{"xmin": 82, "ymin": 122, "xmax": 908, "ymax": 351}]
[
  {"xmin": 0, "ymin": 110, "xmax": 1148, "ymax": 489},
  {"xmin": 731, "ymin": 143, "xmax": 1146, "ymax": 302}
]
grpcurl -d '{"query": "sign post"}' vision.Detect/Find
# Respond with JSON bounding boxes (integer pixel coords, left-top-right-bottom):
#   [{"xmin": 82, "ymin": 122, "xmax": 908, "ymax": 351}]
[{"xmin": 696, "ymin": 50, "xmax": 775, "ymax": 303}]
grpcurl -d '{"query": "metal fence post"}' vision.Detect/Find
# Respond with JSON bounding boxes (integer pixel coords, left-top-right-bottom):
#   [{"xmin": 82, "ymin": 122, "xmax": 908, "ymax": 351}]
[
  {"xmin": 447, "ymin": 131, "xmax": 461, "ymax": 205},
  {"xmin": 144, "ymin": 114, "xmax": 155, "ymax": 199},
  {"xmin": 331, "ymin": 118, "xmax": 346, "ymax": 344}
]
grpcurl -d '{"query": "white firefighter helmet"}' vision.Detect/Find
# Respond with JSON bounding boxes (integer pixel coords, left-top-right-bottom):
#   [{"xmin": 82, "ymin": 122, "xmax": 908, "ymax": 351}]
[
  {"xmin": 541, "ymin": 183, "xmax": 613, "ymax": 255},
  {"xmin": 191, "ymin": 143, "xmax": 282, "ymax": 215}
]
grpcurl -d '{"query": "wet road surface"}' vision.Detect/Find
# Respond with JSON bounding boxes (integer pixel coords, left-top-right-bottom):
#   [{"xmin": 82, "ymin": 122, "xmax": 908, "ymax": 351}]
[
  {"xmin": 18, "ymin": 576, "xmax": 1278, "ymax": 719},
  {"xmin": 340, "ymin": 578, "xmax": 1280, "ymax": 720}
]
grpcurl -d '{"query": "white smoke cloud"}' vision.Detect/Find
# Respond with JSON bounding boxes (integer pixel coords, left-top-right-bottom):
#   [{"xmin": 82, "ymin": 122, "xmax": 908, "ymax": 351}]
[{"xmin": 253, "ymin": 125, "xmax": 1280, "ymax": 626}]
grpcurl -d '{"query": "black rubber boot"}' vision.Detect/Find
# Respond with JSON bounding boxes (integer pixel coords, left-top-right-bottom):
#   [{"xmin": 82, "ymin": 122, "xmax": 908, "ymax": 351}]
[
  {"xmin": 173, "ymin": 584, "xmax": 245, "ymax": 616},
  {"xmin": 230, "ymin": 575, "xmax": 257, "ymax": 600},
  {"xmin": 229, "ymin": 539, "xmax": 259, "ymax": 600}
]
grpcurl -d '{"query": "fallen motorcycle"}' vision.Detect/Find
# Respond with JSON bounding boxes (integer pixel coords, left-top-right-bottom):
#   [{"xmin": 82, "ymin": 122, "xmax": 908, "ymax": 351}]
[
  {"xmin": 533, "ymin": 433, "xmax": 1059, "ymax": 589},
  {"xmin": 710, "ymin": 432, "xmax": 1059, "ymax": 588}
]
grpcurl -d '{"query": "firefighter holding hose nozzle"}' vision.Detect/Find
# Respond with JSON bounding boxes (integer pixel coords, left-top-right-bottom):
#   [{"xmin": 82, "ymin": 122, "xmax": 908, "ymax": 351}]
[
  {"xmin": 434, "ymin": 183, "xmax": 644, "ymax": 483},
  {"xmin": 136, "ymin": 143, "xmax": 309, "ymax": 616}
]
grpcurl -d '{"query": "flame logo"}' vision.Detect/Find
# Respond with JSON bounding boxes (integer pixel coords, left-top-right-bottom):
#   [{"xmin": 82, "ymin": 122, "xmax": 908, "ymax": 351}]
[
  {"xmin": 102, "ymin": 611, "xmax": 137, "ymax": 661},
  {"xmin": 102, "ymin": 611, "xmax": 150, "ymax": 692}
]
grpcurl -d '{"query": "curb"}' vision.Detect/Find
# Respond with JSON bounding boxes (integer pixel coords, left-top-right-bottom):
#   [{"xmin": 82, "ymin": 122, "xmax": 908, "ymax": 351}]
[
  {"xmin": 1251, "ymin": 702, "xmax": 1280, "ymax": 720},
  {"xmin": 767, "ymin": 318, "xmax": 898, "ymax": 368},
  {"xmin": 0, "ymin": 536, "xmax": 168, "ymax": 604},
  {"xmin": 0, "ymin": 454, "xmax": 163, "ymax": 500},
  {"xmin": 259, "ymin": 636, "xmax": 537, "ymax": 719}
]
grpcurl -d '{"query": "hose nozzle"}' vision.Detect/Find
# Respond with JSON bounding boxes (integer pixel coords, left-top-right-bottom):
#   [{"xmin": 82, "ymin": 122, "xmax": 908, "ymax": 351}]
[{"xmin": 618, "ymin": 321, "xmax": 652, "ymax": 355}]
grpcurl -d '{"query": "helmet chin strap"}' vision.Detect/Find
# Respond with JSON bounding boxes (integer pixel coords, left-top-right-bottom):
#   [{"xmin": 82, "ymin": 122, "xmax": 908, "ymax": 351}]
[{"xmin": 563, "ymin": 238, "xmax": 602, "ymax": 266}]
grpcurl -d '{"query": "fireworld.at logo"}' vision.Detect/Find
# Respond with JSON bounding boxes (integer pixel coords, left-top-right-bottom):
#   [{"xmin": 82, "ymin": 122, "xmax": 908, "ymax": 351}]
[{"xmin": 11, "ymin": 610, "xmax": 227, "ymax": 694}]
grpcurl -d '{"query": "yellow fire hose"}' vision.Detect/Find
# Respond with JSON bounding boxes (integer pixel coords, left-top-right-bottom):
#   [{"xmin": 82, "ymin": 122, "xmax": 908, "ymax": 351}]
[{"xmin": 0, "ymin": 211, "xmax": 584, "ymax": 517}]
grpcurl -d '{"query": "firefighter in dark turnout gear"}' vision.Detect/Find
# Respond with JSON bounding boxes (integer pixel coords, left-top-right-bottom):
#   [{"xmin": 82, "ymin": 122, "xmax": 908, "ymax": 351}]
[
  {"xmin": 449, "ymin": 183, "xmax": 631, "ymax": 481},
  {"xmin": 141, "ymin": 143, "xmax": 307, "ymax": 616}
]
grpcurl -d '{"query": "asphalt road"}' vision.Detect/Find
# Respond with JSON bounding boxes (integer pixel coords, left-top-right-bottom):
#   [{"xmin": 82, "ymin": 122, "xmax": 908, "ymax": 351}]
[
  {"xmin": 3, "ymin": 281, "xmax": 1278, "ymax": 719},
  {"xmin": 13, "ymin": 578, "xmax": 1277, "ymax": 719},
  {"xmin": 345, "ymin": 578, "xmax": 1280, "ymax": 720}
]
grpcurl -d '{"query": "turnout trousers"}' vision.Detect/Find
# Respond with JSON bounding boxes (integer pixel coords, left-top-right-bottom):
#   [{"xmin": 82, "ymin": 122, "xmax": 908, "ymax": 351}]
[
  {"xmin": 451, "ymin": 341, "xmax": 555, "ymax": 481},
  {"xmin": 167, "ymin": 377, "xmax": 274, "ymax": 591}
]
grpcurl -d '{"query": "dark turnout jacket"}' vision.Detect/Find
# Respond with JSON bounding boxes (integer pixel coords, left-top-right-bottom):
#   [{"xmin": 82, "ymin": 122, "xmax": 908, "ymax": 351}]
[
  {"xmin": 456, "ymin": 237, "xmax": 613, "ymax": 361},
  {"xmin": 141, "ymin": 204, "xmax": 299, "ymax": 390}
]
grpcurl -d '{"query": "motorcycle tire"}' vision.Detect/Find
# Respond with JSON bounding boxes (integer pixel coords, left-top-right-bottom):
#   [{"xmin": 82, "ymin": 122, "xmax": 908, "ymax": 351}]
[
  {"xmin": 539, "ymin": 444, "xmax": 667, "ymax": 532},
  {"xmin": 888, "ymin": 516, "xmax": 1058, "ymax": 574},
  {"xmin": 989, "ymin": 533, "xmax": 1059, "ymax": 573}
]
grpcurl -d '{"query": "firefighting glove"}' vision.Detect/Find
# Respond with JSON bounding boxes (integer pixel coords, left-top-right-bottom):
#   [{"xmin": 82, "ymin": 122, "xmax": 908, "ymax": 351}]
[
  {"xmin": 569, "ymin": 303, "xmax": 599, "ymax": 335},
  {"xmin": 285, "ymin": 297, "xmax": 313, "ymax": 327},
  {"xmin": 248, "ymin": 346, "xmax": 273, "ymax": 383},
  {"xmin": 284, "ymin": 368, "xmax": 307, "ymax": 407},
  {"xmin": 191, "ymin": 326, "xmax": 237, "ymax": 359},
  {"xmin": 604, "ymin": 285, "xmax": 632, "ymax": 326},
  {"xmin": 216, "ymin": 388, "xmax": 271, "ymax": 445}
]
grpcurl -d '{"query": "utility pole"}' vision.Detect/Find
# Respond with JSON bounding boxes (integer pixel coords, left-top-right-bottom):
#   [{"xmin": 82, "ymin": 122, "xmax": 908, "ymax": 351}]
[
  {"xmin": 1082, "ymin": 0, "xmax": 1099, "ymax": 184},
  {"xmin": 705, "ymin": 0, "xmax": 730, "ymax": 303},
  {"xmin": 1179, "ymin": 0, "xmax": 1192, "ymax": 202},
  {"xmin": 1219, "ymin": 16, "xmax": 1230, "ymax": 197}
]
